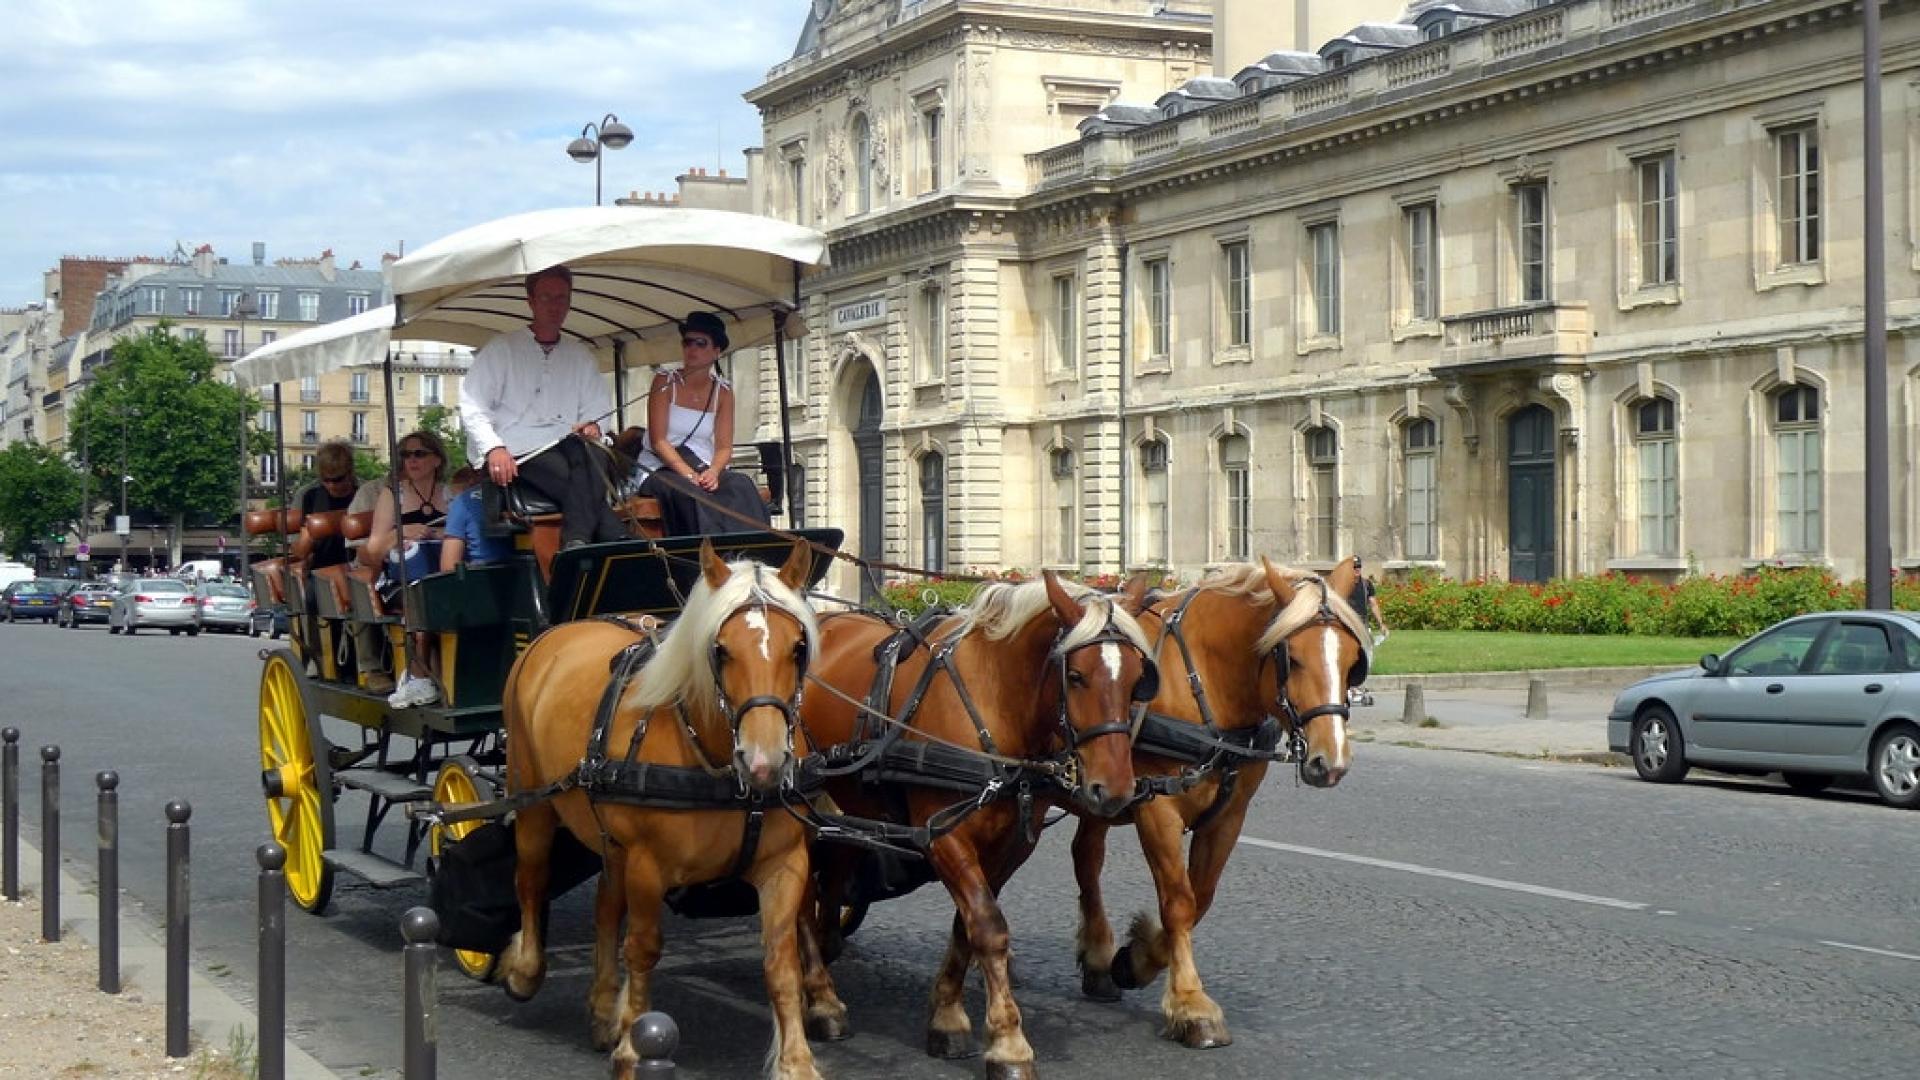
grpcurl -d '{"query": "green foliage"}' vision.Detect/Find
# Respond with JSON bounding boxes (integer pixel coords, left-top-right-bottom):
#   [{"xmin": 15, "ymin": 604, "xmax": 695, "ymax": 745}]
[
  {"xmin": 1379, "ymin": 567, "xmax": 1915, "ymax": 639},
  {"xmin": 69, "ymin": 327, "xmax": 255, "ymax": 527},
  {"xmin": 0, "ymin": 441, "xmax": 82, "ymax": 560},
  {"xmin": 876, "ymin": 568, "xmax": 1181, "ymax": 617},
  {"xmin": 416, "ymin": 404, "xmax": 470, "ymax": 471}
]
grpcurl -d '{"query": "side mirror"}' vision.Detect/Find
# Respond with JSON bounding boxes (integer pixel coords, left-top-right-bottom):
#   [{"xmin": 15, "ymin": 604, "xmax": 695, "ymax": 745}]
[{"xmin": 1699, "ymin": 653, "xmax": 1722, "ymax": 675}]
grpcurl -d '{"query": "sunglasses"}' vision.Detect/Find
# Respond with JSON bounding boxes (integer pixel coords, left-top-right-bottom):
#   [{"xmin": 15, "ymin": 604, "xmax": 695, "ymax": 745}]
[
  {"xmin": 681, "ymin": 336, "xmax": 713, "ymax": 349},
  {"xmin": 319, "ymin": 474, "xmax": 351, "ymax": 484},
  {"xmin": 401, "ymin": 449, "xmax": 438, "ymax": 459}
]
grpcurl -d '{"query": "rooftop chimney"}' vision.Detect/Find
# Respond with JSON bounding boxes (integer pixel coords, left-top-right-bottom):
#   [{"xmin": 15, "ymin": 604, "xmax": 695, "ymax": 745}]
[{"xmin": 252, "ymin": 242, "xmax": 266, "ymax": 266}]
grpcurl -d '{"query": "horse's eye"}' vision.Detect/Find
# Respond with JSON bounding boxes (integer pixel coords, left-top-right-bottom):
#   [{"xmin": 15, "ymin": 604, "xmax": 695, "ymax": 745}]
[
  {"xmin": 713, "ymin": 644, "xmax": 730, "ymax": 663},
  {"xmin": 1066, "ymin": 669, "xmax": 1088, "ymax": 687}
]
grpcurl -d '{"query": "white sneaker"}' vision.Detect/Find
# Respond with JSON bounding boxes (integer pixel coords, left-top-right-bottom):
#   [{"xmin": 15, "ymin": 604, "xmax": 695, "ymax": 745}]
[{"xmin": 387, "ymin": 674, "xmax": 440, "ymax": 709}]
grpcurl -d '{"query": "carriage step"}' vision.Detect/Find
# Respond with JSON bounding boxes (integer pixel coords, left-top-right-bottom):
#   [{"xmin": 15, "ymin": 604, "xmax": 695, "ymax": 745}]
[
  {"xmin": 336, "ymin": 769, "xmax": 434, "ymax": 803},
  {"xmin": 322, "ymin": 849, "xmax": 424, "ymax": 889}
]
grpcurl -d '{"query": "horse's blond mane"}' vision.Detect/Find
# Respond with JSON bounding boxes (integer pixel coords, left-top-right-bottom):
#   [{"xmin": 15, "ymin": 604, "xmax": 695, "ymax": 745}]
[
  {"xmin": 951, "ymin": 578, "xmax": 1153, "ymax": 657},
  {"xmin": 623, "ymin": 558, "xmax": 819, "ymax": 724},
  {"xmin": 1253, "ymin": 567, "xmax": 1371, "ymax": 658}
]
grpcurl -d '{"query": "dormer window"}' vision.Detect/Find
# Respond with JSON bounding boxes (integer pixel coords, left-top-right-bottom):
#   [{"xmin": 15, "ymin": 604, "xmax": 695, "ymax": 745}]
[
  {"xmin": 1422, "ymin": 19, "xmax": 1451, "ymax": 41},
  {"xmin": 1324, "ymin": 49, "xmax": 1349, "ymax": 70}
]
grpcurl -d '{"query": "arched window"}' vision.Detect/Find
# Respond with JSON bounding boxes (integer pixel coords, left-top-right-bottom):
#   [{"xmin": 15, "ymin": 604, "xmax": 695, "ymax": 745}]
[
  {"xmin": 1634, "ymin": 397, "xmax": 1677, "ymax": 555},
  {"xmin": 1772, "ymin": 382, "xmax": 1821, "ymax": 555},
  {"xmin": 1050, "ymin": 446, "xmax": 1077, "ymax": 565},
  {"xmin": 1305, "ymin": 427, "xmax": 1338, "ymax": 560},
  {"xmin": 852, "ymin": 115, "xmax": 873, "ymax": 215},
  {"xmin": 919, "ymin": 453, "xmax": 945, "ymax": 573},
  {"xmin": 1403, "ymin": 419, "xmax": 1437, "ymax": 560},
  {"xmin": 1221, "ymin": 433, "xmax": 1251, "ymax": 561},
  {"xmin": 1140, "ymin": 438, "xmax": 1170, "ymax": 565}
]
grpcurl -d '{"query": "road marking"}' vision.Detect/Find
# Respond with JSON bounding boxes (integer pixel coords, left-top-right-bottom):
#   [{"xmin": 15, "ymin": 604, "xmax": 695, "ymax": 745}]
[
  {"xmin": 1237, "ymin": 835, "xmax": 1649, "ymax": 912},
  {"xmin": 1820, "ymin": 940, "xmax": 1920, "ymax": 964}
]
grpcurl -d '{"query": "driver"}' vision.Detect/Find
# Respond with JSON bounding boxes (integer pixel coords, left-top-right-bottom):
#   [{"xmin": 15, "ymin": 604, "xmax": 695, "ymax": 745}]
[{"xmin": 458, "ymin": 265, "xmax": 627, "ymax": 550}]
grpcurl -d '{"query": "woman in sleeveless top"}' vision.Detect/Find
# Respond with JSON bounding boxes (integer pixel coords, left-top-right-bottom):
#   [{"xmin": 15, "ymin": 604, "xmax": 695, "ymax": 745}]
[
  {"xmin": 364, "ymin": 429, "xmax": 451, "ymax": 576},
  {"xmin": 637, "ymin": 312, "xmax": 772, "ymax": 536}
]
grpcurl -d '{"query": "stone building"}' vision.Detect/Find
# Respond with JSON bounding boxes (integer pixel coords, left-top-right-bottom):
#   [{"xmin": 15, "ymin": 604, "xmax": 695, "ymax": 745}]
[{"xmin": 743, "ymin": 0, "xmax": 1920, "ymax": 586}]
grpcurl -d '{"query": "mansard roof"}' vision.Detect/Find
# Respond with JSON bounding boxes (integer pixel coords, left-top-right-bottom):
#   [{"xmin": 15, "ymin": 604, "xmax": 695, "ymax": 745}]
[
  {"xmin": 1153, "ymin": 77, "xmax": 1241, "ymax": 117},
  {"xmin": 1233, "ymin": 51, "xmax": 1325, "ymax": 95}
]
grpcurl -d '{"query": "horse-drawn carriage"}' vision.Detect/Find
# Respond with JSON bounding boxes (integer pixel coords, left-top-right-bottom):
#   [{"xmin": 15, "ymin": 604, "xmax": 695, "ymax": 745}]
[{"xmin": 237, "ymin": 206, "xmax": 1373, "ymax": 1080}]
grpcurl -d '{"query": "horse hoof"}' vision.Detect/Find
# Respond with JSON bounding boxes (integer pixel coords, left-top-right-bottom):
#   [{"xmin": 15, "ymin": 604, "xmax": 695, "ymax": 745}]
[
  {"xmin": 985, "ymin": 1060, "xmax": 1039, "ymax": 1080},
  {"xmin": 806, "ymin": 1012, "xmax": 853, "ymax": 1042},
  {"xmin": 1108, "ymin": 945, "xmax": 1145, "ymax": 991},
  {"xmin": 1165, "ymin": 1016, "xmax": 1233, "ymax": 1050},
  {"xmin": 927, "ymin": 1029, "xmax": 977, "ymax": 1059},
  {"xmin": 1080, "ymin": 966, "xmax": 1123, "ymax": 1003},
  {"xmin": 501, "ymin": 974, "xmax": 542, "ymax": 1004}
]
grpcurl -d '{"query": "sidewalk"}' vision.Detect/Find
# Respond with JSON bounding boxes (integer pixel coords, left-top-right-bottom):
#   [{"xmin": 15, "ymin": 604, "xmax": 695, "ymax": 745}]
[{"xmin": 1347, "ymin": 665, "xmax": 1671, "ymax": 764}]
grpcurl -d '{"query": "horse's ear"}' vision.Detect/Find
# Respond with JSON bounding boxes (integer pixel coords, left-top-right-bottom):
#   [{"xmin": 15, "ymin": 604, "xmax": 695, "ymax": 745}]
[
  {"xmin": 1261, "ymin": 555, "xmax": 1297, "ymax": 607},
  {"xmin": 1043, "ymin": 569, "xmax": 1087, "ymax": 627},
  {"xmin": 699, "ymin": 537, "xmax": 730, "ymax": 590},
  {"xmin": 776, "ymin": 537, "xmax": 811, "ymax": 593},
  {"xmin": 1325, "ymin": 556, "xmax": 1359, "ymax": 597},
  {"xmin": 1117, "ymin": 570, "xmax": 1156, "ymax": 615}
]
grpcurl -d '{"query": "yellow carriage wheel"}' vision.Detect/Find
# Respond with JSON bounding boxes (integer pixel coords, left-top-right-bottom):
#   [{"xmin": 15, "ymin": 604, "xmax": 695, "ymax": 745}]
[
  {"xmin": 430, "ymin": 756, "xmax": 500, "ymax": 981},
  {"xmin": 259, "ymin": 650, "xmax": 336, "ymax": 913}
]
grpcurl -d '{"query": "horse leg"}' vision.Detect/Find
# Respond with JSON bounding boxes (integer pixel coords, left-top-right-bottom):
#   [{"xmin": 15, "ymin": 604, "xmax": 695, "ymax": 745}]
[
  {"xmin": 925, "ymin": 908, "xmax": 976, "ymax": 1060},
  {"xmin": 794, "ymin": 865, "xmax": 851, "ymax": 1042},
  {"xmin": 498, "ymin": 799, "xmax": 558, "ymax": 1002},
  {"xmin": 607, "ymin": 852, "xmax": 667, "ymax": 1080},
  {"xmin": 752, "ymin": 836, "xmax": 826, "ymax": 1080},
  {"xmin": 930, "ymin": 840, "xmax": 1036, "ymax": 1080},
  {"xmin": 1071, "ymin": 818, "xmax": 1122, "ymax": 1002},
  {"xmin": 588, "ymin": 846, "xmax": 629, "ymax": 1051},
  {"xmin": 1126, "ymin": 796, "xmax": 1229, "ymax": 1050}
]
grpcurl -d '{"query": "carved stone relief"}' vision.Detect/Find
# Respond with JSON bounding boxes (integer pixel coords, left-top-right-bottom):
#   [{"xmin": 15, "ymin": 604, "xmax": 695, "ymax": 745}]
[{"xmin": 824, "ymin": 126, "xmax": 848, "ymax": 209}]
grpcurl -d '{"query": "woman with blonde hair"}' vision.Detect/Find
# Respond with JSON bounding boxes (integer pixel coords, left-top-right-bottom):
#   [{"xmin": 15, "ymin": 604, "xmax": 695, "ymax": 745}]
[{"xmin": 362, "ymin": 430, "xmax": 451, "ymax": 708}]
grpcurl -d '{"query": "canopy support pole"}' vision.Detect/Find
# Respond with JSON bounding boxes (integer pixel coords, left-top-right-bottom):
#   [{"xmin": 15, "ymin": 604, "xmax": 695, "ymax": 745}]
[
  {"xmin": 775, "ymin": 270, "xmax": 800, "ymax": 520},
  {"xmin": 273, "ymin": 385, "xmax": 288, "ymax": 563},
  {"xmin": 613, "ymin": 341, "xmax": 628, "ymax": 433},
  {"xmin": 382, "ymin": 349, "xmax": 411, "ymax": 601}
]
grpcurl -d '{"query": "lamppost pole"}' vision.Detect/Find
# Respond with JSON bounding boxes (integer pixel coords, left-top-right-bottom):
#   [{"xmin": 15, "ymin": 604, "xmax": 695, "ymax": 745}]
[
  {"xmin": 1864, "ymin": 0, "xmax": 1892, "ymax": 609},
  {"xmin": 566, "ymin": 113, "xmax": 634, "ymax": 206},
  {"xmin": 119, "ymin": 415, "xmax": 128, "ymax": 573},
  {"xmin": 233, "ymin": 295, "xmax": 257, "ymax": 577}
]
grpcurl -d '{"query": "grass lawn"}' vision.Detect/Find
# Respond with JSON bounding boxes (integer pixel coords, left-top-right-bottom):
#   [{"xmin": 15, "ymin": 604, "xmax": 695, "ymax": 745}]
[{"xmin": 1371, "ymin": 630, "xmax": 1744, "ymax": 675}]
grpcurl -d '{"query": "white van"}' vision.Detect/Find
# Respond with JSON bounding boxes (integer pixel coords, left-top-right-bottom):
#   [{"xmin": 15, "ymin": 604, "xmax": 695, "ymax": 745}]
[
  {"xmin": 178, "ymin": 559, "xmax": 224, "ymax": 582},
  {"xmin": 0, "ymin": 562, "xmax": 34, "ymax": 590}
]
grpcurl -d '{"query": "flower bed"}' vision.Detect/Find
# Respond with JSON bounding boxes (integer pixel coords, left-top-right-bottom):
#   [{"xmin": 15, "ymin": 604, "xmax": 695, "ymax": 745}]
[{"xmin": 1379, "ymin": 567, "xmax": 1920, "ymax": 638}]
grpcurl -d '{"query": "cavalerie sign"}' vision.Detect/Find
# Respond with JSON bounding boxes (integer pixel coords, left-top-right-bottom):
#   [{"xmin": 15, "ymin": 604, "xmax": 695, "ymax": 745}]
[{"xmin": 831, "ymin": 295, "xmax": 887, "ymax": 331}]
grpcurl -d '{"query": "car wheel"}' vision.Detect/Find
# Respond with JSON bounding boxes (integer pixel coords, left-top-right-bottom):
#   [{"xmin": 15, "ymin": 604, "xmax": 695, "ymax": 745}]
[
  {"xmin": 124, "ymin": 621, "xmax": 135, "ymax": 635},
  {"xmin": 187, "ymin": 626, "xmax": 201, "ymax": 637},
  {"xmin": 1870, "ymin": 723, "xmax": 1920, "ymax": 809},
  {"xmin": 1783, "ymin": 771, "xmax": 1833, "ymax": 796},
  {"xmin": 1631, "ymin": 704, "xmax": 1689, "ymax": 783}
]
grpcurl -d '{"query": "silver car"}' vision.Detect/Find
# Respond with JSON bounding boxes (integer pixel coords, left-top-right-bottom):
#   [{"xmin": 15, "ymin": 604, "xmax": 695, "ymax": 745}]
[
  {"xmin": 195, "ymin": 582, "xmax": 255, "ymax": 633},
  {"xmin": 108, "ymin": 578, "xmax": 202, "ymax": 636},
  {"xmin": 1608, "ymin": 610, "xmax": 1920, "ymax": 808}
]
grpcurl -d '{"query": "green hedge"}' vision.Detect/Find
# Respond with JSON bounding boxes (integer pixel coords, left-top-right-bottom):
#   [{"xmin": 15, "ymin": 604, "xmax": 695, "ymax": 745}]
[
  {"xmin": 1379, "ymin": 567, "xmax": 1916, "ymax": 638},
  {"xmin": 878, "ymin": 571, "xmax": 1171, "ymax": 618}
]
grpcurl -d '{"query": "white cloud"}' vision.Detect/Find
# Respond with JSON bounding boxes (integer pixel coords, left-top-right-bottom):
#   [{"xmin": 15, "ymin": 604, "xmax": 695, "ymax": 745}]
[{"xmin": 0, "ymin": 0, "xmax": 797, "ymax": 299}]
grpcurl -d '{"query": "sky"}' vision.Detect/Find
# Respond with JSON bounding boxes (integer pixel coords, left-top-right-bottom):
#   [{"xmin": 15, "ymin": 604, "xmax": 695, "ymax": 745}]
[{"xmin": 0, "ymin": 0, "xmax": 803, "ymax": 304}]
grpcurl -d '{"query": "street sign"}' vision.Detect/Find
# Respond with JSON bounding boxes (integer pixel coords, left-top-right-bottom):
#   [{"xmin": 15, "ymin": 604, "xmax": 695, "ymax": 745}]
[
  {"xmin": 114, "ymin": 514, "xmax": 130, "ymax": 536},
  {"xmin": 77, "ymin": 542, "xmax": 90, "ymax": 556},
  {"xmin": 75, "ymin": 553, "xmax": 90, "ymax": 562}
]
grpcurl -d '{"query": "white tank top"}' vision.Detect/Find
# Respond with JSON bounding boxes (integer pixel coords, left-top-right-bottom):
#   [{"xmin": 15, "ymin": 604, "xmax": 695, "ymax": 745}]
[{"xmin": 637, "ymin": 371, "xmax": 726, "ymax": 472}]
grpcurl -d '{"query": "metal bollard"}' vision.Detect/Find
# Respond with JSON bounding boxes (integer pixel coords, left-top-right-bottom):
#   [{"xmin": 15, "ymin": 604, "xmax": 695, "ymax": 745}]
[
  {"xmin": 97, "ymin": 771, "xmax": 119, "ymax": 994},
  {"xmin": 401, "ymin": 907, "xmax": 439, "ymax": 1080},
  {"xmin": 2, "ymin": 727, "xmax": 17, "ymax": 901},
  {"xmin": 1400, "ymin": 683, "xmax": 1425, "ymax": 726},
  {"xmin": 1526, "ymin": 675, "xmax": 1549, "ymax": 720},
  {"xmin": 257, "ymin": 842, "xmax": 286, "ymax": 1080},
  {"xmin": 165, "ymin": 800, "xmax": 192, "ymax": 1059},
  {"xmin": 632, "ymin": 1011, "xmax": 680, "ymax": 1076},
  {"xmin": 40, "ymin": 746, "xmax": 59, "ymax": 942}
]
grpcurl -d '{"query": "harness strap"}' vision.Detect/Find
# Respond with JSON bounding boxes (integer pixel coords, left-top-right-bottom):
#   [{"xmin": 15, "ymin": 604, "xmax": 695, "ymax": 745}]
[{"xmin": 729, "ymin": 808, "xmax": 765, "ymax": 880}]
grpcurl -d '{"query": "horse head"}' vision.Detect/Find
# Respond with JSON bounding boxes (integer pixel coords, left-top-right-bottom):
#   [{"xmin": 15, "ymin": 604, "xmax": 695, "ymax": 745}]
[
  {"xmin": 1042, "ymin": 570, "xmax": 1158, "ymax": 817},
  {"xmin": 694, "ymin": 537, "xmax": 818, "ymax": 794},
  {"xmin": 1257, "ymin": 556, "xmax": 1367, "ymax": 788}
]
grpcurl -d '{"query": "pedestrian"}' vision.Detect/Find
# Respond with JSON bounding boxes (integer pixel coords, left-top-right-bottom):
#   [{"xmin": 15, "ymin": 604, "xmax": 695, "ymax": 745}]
[{"xmin": 1347, "ymin": 556, "xmax": 1389, "ymax": 646}]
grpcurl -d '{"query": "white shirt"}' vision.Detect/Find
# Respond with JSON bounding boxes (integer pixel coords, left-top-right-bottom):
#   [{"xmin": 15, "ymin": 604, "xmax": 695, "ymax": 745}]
[{"xmin": 459, "ymin": 327, "xmax": 610, "ymax": 460}]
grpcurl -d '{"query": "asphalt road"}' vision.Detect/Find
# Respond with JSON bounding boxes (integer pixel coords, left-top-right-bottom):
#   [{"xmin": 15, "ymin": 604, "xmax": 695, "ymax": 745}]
[{"xmin": 4, "ymin": 619, "xmax": 1919, "ymax": 1079}]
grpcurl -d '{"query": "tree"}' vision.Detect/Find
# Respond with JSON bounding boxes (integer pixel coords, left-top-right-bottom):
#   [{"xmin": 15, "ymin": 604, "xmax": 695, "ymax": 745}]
[
  {"xmin": 0, "ymin": 442, "xmax": 82, "ymax": 562},
  {"xmin": 416, "ymin": 404, "xmax": 470, "ymax": 472},
  {"xmin": 69, "ymin": 327, "xmax": 256, "ymax": 563}
]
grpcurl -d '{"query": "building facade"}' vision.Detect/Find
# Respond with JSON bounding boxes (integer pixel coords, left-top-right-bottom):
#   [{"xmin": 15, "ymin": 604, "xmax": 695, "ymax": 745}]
[{"xmin": 744, "ymin": 0, "xmax": 1920, "ymax": 585}]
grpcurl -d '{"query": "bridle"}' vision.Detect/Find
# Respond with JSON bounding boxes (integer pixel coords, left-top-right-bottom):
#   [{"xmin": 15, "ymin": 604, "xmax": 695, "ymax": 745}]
[
  {"xmin": 1258, "ymin": 580, "xmax": 1363, "ymax": 770},
  {"xmin": 697, "ymin": 570, "xmax": 812, "ymax": 786},
  {"xmin": 1049, "ymin": 611, "xmax": 1160, "ymax": 756}
]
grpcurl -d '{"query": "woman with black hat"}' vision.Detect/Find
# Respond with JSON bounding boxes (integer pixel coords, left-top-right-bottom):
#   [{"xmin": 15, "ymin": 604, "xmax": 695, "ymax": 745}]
[{"xmin": 636, "ymin": 311, "xmax": 773, "ymax": 535}]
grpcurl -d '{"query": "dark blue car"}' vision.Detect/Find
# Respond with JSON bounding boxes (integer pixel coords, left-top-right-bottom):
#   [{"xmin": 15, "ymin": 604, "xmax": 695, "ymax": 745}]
[{"xmin": 2, "ymin": 579, "xmax": 71, "ymax": 623}]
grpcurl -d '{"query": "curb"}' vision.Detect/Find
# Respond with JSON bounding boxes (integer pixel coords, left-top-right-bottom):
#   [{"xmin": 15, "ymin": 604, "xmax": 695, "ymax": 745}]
[
  {"xmin": 1367, "ymin": 665, "xmax": 1683, "ymax": 691},
  {"xmin": 13, "ymin": 836, "xmax": 339, "ymax": 1080}
]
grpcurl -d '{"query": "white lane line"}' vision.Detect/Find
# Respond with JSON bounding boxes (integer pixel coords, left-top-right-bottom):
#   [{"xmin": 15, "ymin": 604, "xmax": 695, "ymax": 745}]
[
  {"xmin": 1237, "ymin": 835, "xmax": 1649, "ymax": 912},
  {"xmin": 1819, "ymin": 940, "xmax": 1920, "ymax": 964}
]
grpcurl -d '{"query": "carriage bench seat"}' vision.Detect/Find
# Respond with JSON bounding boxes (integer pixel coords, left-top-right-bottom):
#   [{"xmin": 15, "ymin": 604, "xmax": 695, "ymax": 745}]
[
  {"xmin": 251, "ymin": 559, "xmax": 288, "ymax": 607},
  {"xmin": 310, "ymin": 564, "xmax": 355, "ymax": 621}
]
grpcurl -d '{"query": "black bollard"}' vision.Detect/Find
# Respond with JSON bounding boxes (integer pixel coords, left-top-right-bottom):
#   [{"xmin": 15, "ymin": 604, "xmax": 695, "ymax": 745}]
[
  {"xmin": 165, "ymin": 800, "xmax": 192, "ymax": 1059},
  {"xmin": 97, "ymin": 771, "xmax": 119, "ymax": 994},
  {"xmin": 632, "ymin": 1011, "xmax": 680, "ymax": 1076},
  {"xmin": 257, "ymin": 842, "xmax": 286, "ymax": 1080},
  {"xmin": 40, "ymin": 746, "xmax": 59, "ymax": 942},
  {"xmin": 2, "ymin": 727, "xmax": 17, "ymax": 901},
  {"xmin": 401, "ymin": 907, "xmax": 439, "ymax": 1080}
]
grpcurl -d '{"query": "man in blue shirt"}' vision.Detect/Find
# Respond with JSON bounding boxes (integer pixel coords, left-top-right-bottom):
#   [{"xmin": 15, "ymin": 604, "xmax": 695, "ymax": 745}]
[{"xmin": 439, "ymin": 468, "xmax": 514, "ymax": 570}]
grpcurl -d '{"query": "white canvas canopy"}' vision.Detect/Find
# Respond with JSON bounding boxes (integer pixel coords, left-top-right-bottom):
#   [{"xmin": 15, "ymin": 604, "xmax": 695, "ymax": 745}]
[
  {"xmin": 229, "ymin": 303, "xmax": 406, "ymax": 390},
  {"xmin": 389, "ymin": 206, "xmax": 827, "ymax": 367}
]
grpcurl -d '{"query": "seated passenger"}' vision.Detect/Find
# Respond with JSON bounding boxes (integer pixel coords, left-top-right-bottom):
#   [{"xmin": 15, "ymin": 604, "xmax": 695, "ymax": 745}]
[
  {"xmin": 635, "ymin": 311, "xmax": 773, "ymax": 536},
  {"xmin": 364, "ymin": 430, "xmax": 451, "ymax": 590},
  {"xmin": 440, "ymin": 466, "xmax": 514, "ymax": 570},
  {"xmin": 288, "ymin": 440, "xmax": 359, "ymax": 569},
  {"xmin": 459, "ymin": 265, "xmax": 627, "ymax": 550}
]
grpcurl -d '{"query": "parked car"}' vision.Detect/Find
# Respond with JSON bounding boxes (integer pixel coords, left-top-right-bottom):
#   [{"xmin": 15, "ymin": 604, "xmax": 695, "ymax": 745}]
[
  {"xmin": 57, "ymin": 585, "xmax": 118, "ymax": 628},
  {"xmin": 107, "ymin": 578, "xmax": 201, "ymax": 636},
  {"xmin": 254, "ymin": 601, "xmax": 288, "ymax": 639},
  {"xmin": 196, "ymin": 581, "xmax": 256, "ymax": 634},
  {"xmin": 1609, "ymin": 610, "xmax": 1920, "ymax": 809},
  {"xmin": 2, "ymin": 579, "xmax": 73, "ymax": 623}
]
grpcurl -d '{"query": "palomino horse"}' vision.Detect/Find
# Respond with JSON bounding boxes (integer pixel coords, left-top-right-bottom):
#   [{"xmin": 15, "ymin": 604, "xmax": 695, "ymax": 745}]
[
  {"xmin": 498, "ymin": 539, "xmax": 829, "ymax": 1080},
  {"xmin": 1072, "ymin": 557, "xmax": 1368, "ymax": 1049},
  {"xmin": 799, "ymin": 572, "xmax": 1156, "ymax": 1080}
]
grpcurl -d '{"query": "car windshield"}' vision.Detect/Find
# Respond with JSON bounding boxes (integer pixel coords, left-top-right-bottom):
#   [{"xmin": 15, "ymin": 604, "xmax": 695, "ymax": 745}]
[
  {"xmin": 207, "ymin": 585, "xmax": 250, "ymax": 598},
  {"xmin": 139, "ymin": 580, "xmax": 190, "ymax": 594}
]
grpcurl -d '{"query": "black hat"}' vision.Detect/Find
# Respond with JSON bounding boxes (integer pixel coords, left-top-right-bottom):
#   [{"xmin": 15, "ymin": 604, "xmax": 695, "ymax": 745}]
[{"xmin": 678, "ymin": 311, "xmax": 729, "ymax": 352}]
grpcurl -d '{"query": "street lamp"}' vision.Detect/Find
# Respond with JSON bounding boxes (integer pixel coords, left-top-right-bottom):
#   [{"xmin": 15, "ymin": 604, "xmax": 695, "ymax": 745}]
[
  {"xmin": 232, "ymin": 293, "xmax": 258, "ymax": 576},
  {"xmin": 565, "ymin": 112, "xmax": 634, "ymax": 206}
]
